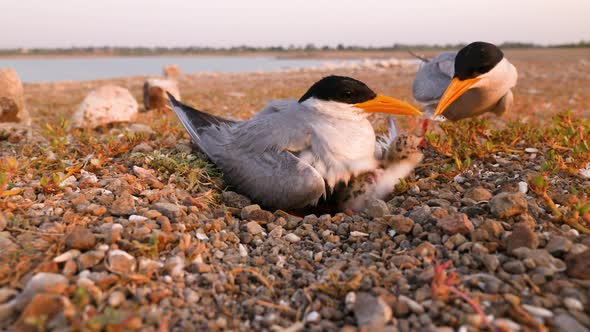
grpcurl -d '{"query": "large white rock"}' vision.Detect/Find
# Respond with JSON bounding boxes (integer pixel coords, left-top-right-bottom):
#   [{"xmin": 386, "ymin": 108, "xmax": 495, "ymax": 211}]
[
  {"xmin": 0, "ymin": 68, "xmax": 30, "ymax": 125},
  {"xmin": 70, "ymin": 85, "xmax": 138, "ymax": 129},
  {"xmin": 143, "ymin": 78, "xmax": 181, "ymax": 110}
]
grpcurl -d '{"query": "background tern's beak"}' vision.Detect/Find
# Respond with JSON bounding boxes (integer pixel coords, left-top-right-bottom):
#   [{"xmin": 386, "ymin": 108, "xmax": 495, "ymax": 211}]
[
  {"xmin": 355, "ymin": 94, "xmax": 422, "ymax": 116},
  {"xmin": 433, "ymin": 77, "xmax": 481, "ymax": 117}
]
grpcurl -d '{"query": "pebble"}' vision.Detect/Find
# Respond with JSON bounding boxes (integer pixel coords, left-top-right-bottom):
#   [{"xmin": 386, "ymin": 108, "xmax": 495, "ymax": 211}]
[
  {"xmin": 15, "ymin": 273, "xmax": 69, "ymax": 309},
  {"xmin": 522, "ymin": 304, "xmax": 554, "ymax": 318},
  {"xmin": 153, "ymin": 202, "xmax": 182, "ymax": 219},
  {"xmin": 245, "ymin": 221, "xmax": 264, "ymax": 235},
  {"xmin": 53, "ymin": 249, "xmax": 81, "ymax": 263},
  {"xmin": 503, "ymin": 260, "xmax": 526, "ymax": 274},
  {"xmin": 383, "ymin": 215, "xmax": 415, "ymax": 234},
  {"xmin": 553, "ymin": 313, "xmax": 588, "ymax": 332},
  {"xmin": 518, "ymin": 181, "xmax": 528, "ymax": 194},
  {"xmin": 221, "ymin": 191, "xmax": 251, "ymax": 209},
  {"xmin": 365, "ymin": 198, "xmax": 389, "ymax": 218},
  {"xmin": 241, "ymin": 204, "xmax": 261, "ymax": 220},
  {"xmin": 111, "ymin": 193, "xmax": 136, "ymax": 216},
  {"xmin": 463, "ymin": 186, "xmax": 492, "ymax": 202},
  {"xmin": 106, "ymin": 249, "xmax": 137, "ymax": 274},
  {"xmin": 546, "ymin": 236, "xmax": 573, "ymax": 255},
  {"xmin": 480, "ymin": 254, "xmax": 500, "ymax": 272},
  {"xmin": 490, "ymin": 192, "xmax": 528, "ymax": 219},
  {"xmin": 437, "ymin": 213, "xmax": 474, "ymax": 235},
  {"xmin": 353, "ymin": 292, "xmax": 392, "ymax": 329},
  {"xmin": 563, "ymin": 297, "xmax": 584, "ymax": 311},
  {"xmin": 108, "ymin": 291, "xmax": 126, "ymax": 307},
  {"xmin": 65, "ymin": 226, "xmax": 96, "ymax": 251},
  {"xmin": 566, "ymin": 249, "xmax": 590, "ymax": 279},
  {"xmin": 506, "ymin": 224, "xmax": 539, "ymax": 253},
  {"xmin": 78, "ymin": 249, "xmax": 106, "ymax": 269},
  {"xmin": 284, "ymin": 233, "xmax": 301, "ymax": 243},
  {"xmin": 305, "ymin": 311, "xmax": 321, "ymax": 324},
  {"xmin": 398, "ymin": 295, "xmax": 424, "ymax": 314}
]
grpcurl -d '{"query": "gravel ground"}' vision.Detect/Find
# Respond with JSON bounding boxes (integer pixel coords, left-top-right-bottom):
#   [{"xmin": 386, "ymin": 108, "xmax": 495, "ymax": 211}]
[{"xmin": 1, "ymin": 48, "xmax": 590, "ymax": 331}]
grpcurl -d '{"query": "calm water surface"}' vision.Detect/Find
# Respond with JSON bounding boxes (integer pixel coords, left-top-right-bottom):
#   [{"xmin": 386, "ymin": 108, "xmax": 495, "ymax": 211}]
[{"xmin": 0, "ymin": 56, "xmax": 357, "ymax": 83}]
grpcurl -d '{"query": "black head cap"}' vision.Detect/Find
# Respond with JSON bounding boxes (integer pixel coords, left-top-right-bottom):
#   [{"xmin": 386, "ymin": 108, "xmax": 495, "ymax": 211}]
[
  {"xmin": 298, "ymin": 75, "xmax": 377, "ymax": 104},
  {"xmin": 454, "ymin": 42, "xmax": 504, "ymax": 80}
]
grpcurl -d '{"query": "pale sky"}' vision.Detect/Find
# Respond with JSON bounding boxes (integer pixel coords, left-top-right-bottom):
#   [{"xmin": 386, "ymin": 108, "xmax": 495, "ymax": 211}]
[{"xmin": 1, "ymin": 0, "xmax": 588, "ymax": 48}]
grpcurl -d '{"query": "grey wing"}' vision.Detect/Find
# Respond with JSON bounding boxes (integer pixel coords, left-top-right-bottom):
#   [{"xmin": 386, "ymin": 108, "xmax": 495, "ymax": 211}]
[
  {"xmin": 196, "ymin": 101, "xmax": 325, "ymax": 209},
  {"xmin": 212, "ymin": 147, "xmax": 325, "ymax": 209},
  {"xmin": 412, "ymin": 51, "xmax": 457, "ymax": 104}
]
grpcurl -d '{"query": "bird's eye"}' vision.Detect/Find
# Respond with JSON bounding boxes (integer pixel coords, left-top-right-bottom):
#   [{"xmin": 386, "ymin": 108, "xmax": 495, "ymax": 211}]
[{"xmin": 344, "ymin": 90, "xmax": 353, "ymax": 97}]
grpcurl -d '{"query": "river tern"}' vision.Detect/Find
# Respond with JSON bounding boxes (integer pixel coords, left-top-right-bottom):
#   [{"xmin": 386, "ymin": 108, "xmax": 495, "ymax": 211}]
[
  {"xmin": 168, "ymin": 76, "xmax": 422, "ymax": 210},
  {"xmin": 412, "ymin": 42, "xmax": 518, "ymax": 121}
]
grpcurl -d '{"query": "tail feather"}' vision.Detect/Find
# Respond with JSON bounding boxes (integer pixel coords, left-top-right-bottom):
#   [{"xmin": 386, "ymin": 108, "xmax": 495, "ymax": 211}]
[{"xmin": 166, "ymin": 92, "xmax": 237, "ymax": 144}]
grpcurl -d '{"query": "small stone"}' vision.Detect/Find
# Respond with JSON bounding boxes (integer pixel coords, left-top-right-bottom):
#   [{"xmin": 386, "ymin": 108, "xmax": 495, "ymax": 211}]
[
  {"xmin": 0, "ymin": 68, "xmax": 30, "ymax": 125},
  {"xmin": 0, "ymin": 213, "xmax": 7, "ymax": 231},
  {"xmin": 53, "ymin": 249, "xmax": 81, "ymax": 263},
  {"xmin": 70, "ymin": 85, "xmax": 138, "ymax": 129},
  {"xmin": 108, "ymin": 291, "xmax": 126, "ymax": 307},
  {"xmin": 506, "ymin": 224, "xmax": 539, "ymax": 253},
  {"xmin": 563, "ymin": 298, "xmax": 584, "ymax": 312},
  {"xmin": 111, "ymin": 193, "xmax": 136, "ymax": 216},
  {"xmin": 490, "ymin": 192, "xmax": 528, "ymax": 219},
  {"xmin": 545, "ymin": 236, "xmax": 573, "ymax": 256},
  {"xmin": 503, "ymin": 260, "xmax": 526, "ymax": 274},
  {"xmin": 553, "ymin": 313, "xmax": 588, "ymax": 332},
  {"xmin": 566, "ymin": 249, "xmax": 590, "ymax": 279},
  {"xmin": 221, "ymin": 191, "xmax": 252, "ymax": 209},
  {"xmin": 163, "ymin": 64, "xmax": 181, "ymax": 78},
  {"xmin": 77, "ymin": 249, "xmax": 105, "ymax": 269},
  {"xmin": 398, "ymin": 295, "xmax": 424, "ymax": 314},
  {"xmin": 480, "ymin": 254, "xmax": 500, "ymax": 272},
  {"xmin": 153, "ymin": 202, "xmax": 182, "ymax": 219},
  {"xmin": 245, "ymin": 221, "xmax": 264, "ymax": 235},
  {"xmin": 518, "ymin": 181, "xmax": 528, "ymax": 194},
  {"xmin": 305, "ymin": 311, "xmax": 321, "ymax": 324},
  {"xmin": 15, "ymin": 273, "xmax": 68, "ymax": 310},
  {"xmin": 268, "ymin": 226, "xmax": 284, "ymax": 238},
  {"xmin": 353, "ymin": 292, "xmax": 392, "ymax": 329},
  {"xmin": 241, "ymin": 204, "xmax": 261, "ymax": 220},
  {"xmin": 437, "ymin": 213, "xmax": 474, "ymax": 235},
  {"xmin": 65, "ymin": 226, "xmax": 96, "ymax": 251},
  {"xmin": 284, "ymin": 233, "xmax": 301, "ymax": 243},
  {"xmin": 131, "ymin": 142, "xmax": 153, "ymax": 153},
  {"xmin": 522, "ymin": 304, "xmax": 553, "ymax": 318},
  {"xmin": 143, "ymin": 78, "xmax": 181, "ymax": 110},
  {"xmin": 106, "ymin": 249, "xmax": 137, "ymax": 274},
  {"xmin": 463, "ymin": 187, "xmax": 492, "ymax": 202},
  {"xmin": 383, "ymin": 215, "xmax": 415, "ymax": 234},
  {"xmin": 365, "ymin": 199, "xmax": 389, "ymax": 218},
  {"xmin": 14, "ymin": 293, "xmax": 64, "ymax": 331},
  {"xmin": 238, "ymin": 244, "xmax": 248, "ymax": 257}
]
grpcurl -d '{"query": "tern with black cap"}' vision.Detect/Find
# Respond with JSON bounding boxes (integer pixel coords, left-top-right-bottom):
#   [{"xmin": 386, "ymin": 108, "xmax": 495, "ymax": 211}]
[
  {"xmin": 167, "ymin": 75, "xmax": 422, "ymax": 210},
  {"xmin": 412, "ymin": 41, "xmax": 518, "ymax": 121}
]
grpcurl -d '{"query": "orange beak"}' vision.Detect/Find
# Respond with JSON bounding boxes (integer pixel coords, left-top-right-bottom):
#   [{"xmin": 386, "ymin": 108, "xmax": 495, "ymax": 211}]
[
  {"xmin": 354, "ymin": 94, "xmax": 422, "ymax": 116},
  {"xmin": 433, "ymin": 77, "xmax": 481, "ymax": 117}
]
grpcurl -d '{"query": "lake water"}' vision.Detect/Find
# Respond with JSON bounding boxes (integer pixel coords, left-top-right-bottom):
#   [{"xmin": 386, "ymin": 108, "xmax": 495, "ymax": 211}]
[{"xmin": 0, "ymin": 56, "xmax": 358, "ymax": 83}]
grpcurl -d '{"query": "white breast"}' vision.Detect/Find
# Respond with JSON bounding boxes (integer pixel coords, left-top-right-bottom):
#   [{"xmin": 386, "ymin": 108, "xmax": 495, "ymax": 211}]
[{"xmin": 299, "ymin": 116, "xmax": 378, "ymax": 189}]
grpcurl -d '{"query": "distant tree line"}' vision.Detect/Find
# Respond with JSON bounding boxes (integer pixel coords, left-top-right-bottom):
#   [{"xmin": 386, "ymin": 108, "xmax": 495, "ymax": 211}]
[{"xmin": 1, "ymin": 41, "xmax": 588, "ymax": 56}]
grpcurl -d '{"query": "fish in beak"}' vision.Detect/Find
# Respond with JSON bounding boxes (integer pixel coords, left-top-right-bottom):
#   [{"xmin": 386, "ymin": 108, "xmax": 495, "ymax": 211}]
[
  {"xmin": 432, "ymin": 77, "xmax": 481, "ymax": 117},
  {"xmin": 355, "ymin": 94, "xmax": 422, "ymax": 116}
]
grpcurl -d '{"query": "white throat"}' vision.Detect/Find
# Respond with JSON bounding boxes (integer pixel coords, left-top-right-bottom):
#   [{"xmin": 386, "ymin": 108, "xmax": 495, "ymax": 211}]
[{"xmin": 301, "ymin": 97, "xmax": 368, "ymax": 121}]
